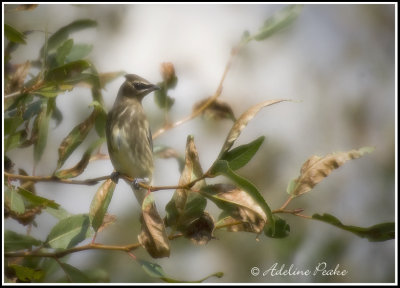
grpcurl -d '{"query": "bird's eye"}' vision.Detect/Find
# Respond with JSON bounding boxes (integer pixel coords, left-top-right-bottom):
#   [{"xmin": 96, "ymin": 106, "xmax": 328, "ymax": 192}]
[{"xmin": 133, "ymin": 82, "xmax": 147, "ymax": 90}]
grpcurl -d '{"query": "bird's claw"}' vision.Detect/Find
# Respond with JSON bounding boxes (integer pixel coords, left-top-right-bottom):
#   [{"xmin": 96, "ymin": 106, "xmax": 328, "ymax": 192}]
[
  {"xmin": 110, "ymin": 172, "xmax": 120, "ymax": 183},
  {"xmin": 132, "ymin": 177, "xmax": 149, "ymax": 190}
]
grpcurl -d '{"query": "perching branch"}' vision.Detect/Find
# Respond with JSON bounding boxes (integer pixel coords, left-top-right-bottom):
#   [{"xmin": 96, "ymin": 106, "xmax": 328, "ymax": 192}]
[
  {"xmin": 4, "ymin": 172, "xmax": 110, "ymax": 186},
  {"xmin": 4, "ymin": 171, "xmax": 208, "ymax": 192}
]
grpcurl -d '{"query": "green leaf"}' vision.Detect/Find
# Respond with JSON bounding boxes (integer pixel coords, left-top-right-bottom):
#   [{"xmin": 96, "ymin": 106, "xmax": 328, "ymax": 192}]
[
  {"xmin": 56, "ymin": 109, "xmax": 97, "ymax": 169},
  {"xmin": 5, "ymin": 131, "xmax": 25, "ymax": 151},
  {"xmin": 89, "ymin": 179, "xmax": 116, "ymax": 232},
  {"xmin": 47, "ymin": 19, "xmax": 97, "ymax": 51},
  {"xmin": 65, "ymin": 44, "xmax": 93, "ymax": 63},
  {"xmin": 287, "ymin": 146, "xmax": 375, "ymax": 197},
  {"xmin": 33, "ymin": 99, "xmax": 53, "ymax": 164},
  {"xmin": 264, "ymin": 215, "xmax": 290, "ymax": 238},
  {"xmin": 8, "ymin": 187, "xmax": 25, "ymax": 214},
  {"xmin": 56, "ymin": 39, "xmax": 74, "ymax": 66},
  {"xmin": 23, "ymin": 100, "xmax": 43, "ymax": 120},
  {"xmin": 55, "ymin": 137, "xmax": 105, "ymax": 179},
  {"xmin": 45, "ymin": 206, "xmax": 72, "ymax": 220},
  {"xmin": 4, "ymin": 113, "xmax": 24, "ymax": 136},
  {"xmin": 4, "ymin": 230, "xmax": 42, "ymax": 252},
  {"xmin": 154, "ymin": 86, "xmax": 175, "ymax": 110},
  {"xmin": 4, "ymin": 112, "xmax": 26, "ymax": 151},
  {"xmin": 45, "ymin": 60, "xmax": 92, "ymax": 83},
  {"xmin": 93, "ymin": 106, "xmax": 107, "ymax": 138},
  {"xmin": 209, "ymin": 160, "xmax": 275, "ymax": 235},
  {"xmin": 32, "ymin": 84, "xmax": 74, "ymax": 98},
  {"xmin": 59, "ymin": 262, "xmax": 91, "ymax": 283},
  {"xmin": 137, "ymin": 259, "xmax": 223, "ymax": 283},
  {"xmin": 312, "ymin": 213, "xmax": 395, "ymax": 242},
  {"xmin": 46, "ymin": 214, "xmax": 90, "ymax": 249},
  {"xmin": 84, "ymin": 268, "xmax": 110, "ymax": 283},
  {"xmin": 9, "ymin": 264, "xmax": 45, "ymax": 282},
  {"xmin": 17, "ymin": 187, "xmax": 60, "ymax": 209},
  {"xmin": 5, "ymin": 24, "xmax": 26, "ymax": 44},
  {"xmin": 220, "ymin": 136, "xmax": 265, "ymax": 170},
  {"xmin": 253, "ymin": 5, "xmax": 303, "ymax": 41},
  {"xmin": 52, "ymin": 103, "xmax": 64, "ymax": 127}
]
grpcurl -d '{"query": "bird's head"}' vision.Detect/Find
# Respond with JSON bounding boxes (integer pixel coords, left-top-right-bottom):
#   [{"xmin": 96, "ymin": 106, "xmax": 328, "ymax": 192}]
[{"xmin": 120, "ymin": 74, "xmax": 160, "ymax": 101}]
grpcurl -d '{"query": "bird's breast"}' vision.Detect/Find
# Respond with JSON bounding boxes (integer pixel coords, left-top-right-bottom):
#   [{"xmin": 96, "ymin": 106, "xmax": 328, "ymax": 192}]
[{"xmin": 106, "ymin": 102, "xmax": 153, "ymax": 180}]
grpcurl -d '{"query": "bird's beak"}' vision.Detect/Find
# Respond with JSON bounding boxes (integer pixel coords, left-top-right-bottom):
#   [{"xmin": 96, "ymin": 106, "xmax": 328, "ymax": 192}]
[{"xmin": 151, "ymin": 84, "xmax": 160, "ymax": 91}]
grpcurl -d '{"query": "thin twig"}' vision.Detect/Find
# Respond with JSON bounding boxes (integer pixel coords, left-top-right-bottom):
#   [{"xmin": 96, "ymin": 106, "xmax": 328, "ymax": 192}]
[
  {"xmin": 152, "ymin": 44, "xmax": 244, "ymax": 139},
  {"xmin": 279, "ymin": 195, "xmax": 295, "ymax": 211},
  {"xmin": 4, "ymin": 172, "xmax": 109, "ymax": 186},
  {"xmin": 272, "ymin": 208, "xmax": 312, "ymax": 219},
  {"xmin": 4, "ymin": 171, "xmax": 208, "ymax": 192},
  {"xmin": 4, "ymin": 221, "xmax": 241, "ymax": 260},
  {"xmin": 4, "ymin": 232, "xmax": 184, "ymax": 259},
  {"xmin": 4, "ymin": 91, "xmax": 22, "ymax": 99}
]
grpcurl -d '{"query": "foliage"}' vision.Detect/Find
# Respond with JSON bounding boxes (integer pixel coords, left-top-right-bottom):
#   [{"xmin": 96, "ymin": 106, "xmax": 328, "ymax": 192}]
[{"xmin": 3, "ymin": 5, "xmax": 394, "ymax": 283}]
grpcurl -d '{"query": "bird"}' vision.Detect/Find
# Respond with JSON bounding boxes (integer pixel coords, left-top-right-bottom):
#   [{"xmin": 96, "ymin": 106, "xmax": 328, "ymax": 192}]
[{"xmin": 106, "ymin": 74, "xmax": 159, "ymax": 203}]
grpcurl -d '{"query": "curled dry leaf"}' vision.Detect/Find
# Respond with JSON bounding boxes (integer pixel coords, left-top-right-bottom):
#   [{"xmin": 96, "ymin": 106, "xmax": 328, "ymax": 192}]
[
  {"xmin": 219, "ymin": 99, "xmax": 289, "ymax": 157},
  {"xmin": 287, "ymin": 146, "xmax": 375, "ymax": 197},
  {"xmin": 16, "ymin": 4, "xmax": 39, "ymax": 11},
  {"xmin": 55, "ymin": 138, "xmax": 104, "ymax": 179},
  {"xmin": 57, "ymin": 109, "xmax": 97, "ymax": 169},
  {"xmin": 183, "ymin": 212, "xmax": 215, "ymax": 245},
  {"xmin": 175, "ymin": 135, "xmax": 205, "ymax": 208},
  {"xmin": 160, "ymin": 62, "xmax": 176, "ymax": 86},
  {"xmin": 165, "ymin": 135, "xmax": 209, "ymax": 243},
  {"xmin": 202, "ymin": 184, "xmax": 267, "ymax": 234},
  {"xmin": 89, "ymin": 178, "xmax": 116, "ymax": 232},
  {"xmin": 5, "ymin": 61, "xmax": 31, "ymax": 94},
  {"xmin": 97, "ymin": 214, "xmax": 117, "ymax": 233},
  {"xmin": 193, "ymin": 98, "xmax": 236, "ymax": 122},
  {"xmin": 18, "ymin": 169, "xmax": 36, "ymax": 194},
  {"xmin": 138, "ymin": 196, "xmax": 170, "ymax": 258},
  {"xmin": 5, "ymin": 205, "xmax": 43, "ymax": 226}
]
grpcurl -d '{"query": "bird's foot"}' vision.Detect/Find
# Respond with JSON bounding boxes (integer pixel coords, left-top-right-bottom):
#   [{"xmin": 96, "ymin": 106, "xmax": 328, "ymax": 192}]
[
  {"xmin": 110, "ymin": 172, "xmax": 120, "ymax": 183},
  {"xmin": 132, "ymin": 177, "xmax": 150, "ymax": 190}
]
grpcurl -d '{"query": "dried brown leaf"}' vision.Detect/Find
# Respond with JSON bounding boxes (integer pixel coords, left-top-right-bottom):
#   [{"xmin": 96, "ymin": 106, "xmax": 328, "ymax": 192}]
[
  {"xmin": 5, "ymin": 61, "xmax": 31, "ymax": 94},
  {"xmin": 175, "ymin": 135, "xmax": 205, "ymax": 211},
  {"xmin": 160, "ymin": 62, "xmax": 176, "ymax": 85},
  {"xmin": 204, "ymin": 184, "xmax": 267, "ymax": 234},
  {"xmin": 219, "ymin": 99, "xmax": 289, "ymax": 156},
  {"xmin": 18, "ymin": 169, "xmax": 36, "ymax": 194},
  {"xmin": 89, "ymin": 178, "xmax": 116, "ymax": 232},
  {"xmin": 138, "ymin": 196, "xmax": 170, "ymax": 258},
  {"xmin": 57, "ymin": 110, "xmax": 97, "ymax": 169},
  {"xmin": 183, "ymin": 212, "xmax": 215, "ymax": 245},
  {"xmin": 96, "ymin": 214, "xmax": 117, "ymax": 233},
  {"xmin": 288, "ymin": 146, "xmax": 375, "ymax": 196},
  {"xmin": 4, "ymin": 205, "xmax": 42, "ymax": 226},
  {"xmin": 217, "ymin": 216, "xmax": 250, "ymax": 232},
  {"xmin": 16, "ymin": 4, "xmax": 38, "ymax": 11},
  {"xmin": 193, "ymin": 98, "xmax": 236, "ymax": 122}
]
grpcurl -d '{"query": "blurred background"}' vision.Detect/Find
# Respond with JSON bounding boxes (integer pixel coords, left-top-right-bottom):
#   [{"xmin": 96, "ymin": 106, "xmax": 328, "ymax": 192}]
[{"xmin": 4, "ymin": 3, "xmax": 396, "ymax": 283}]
